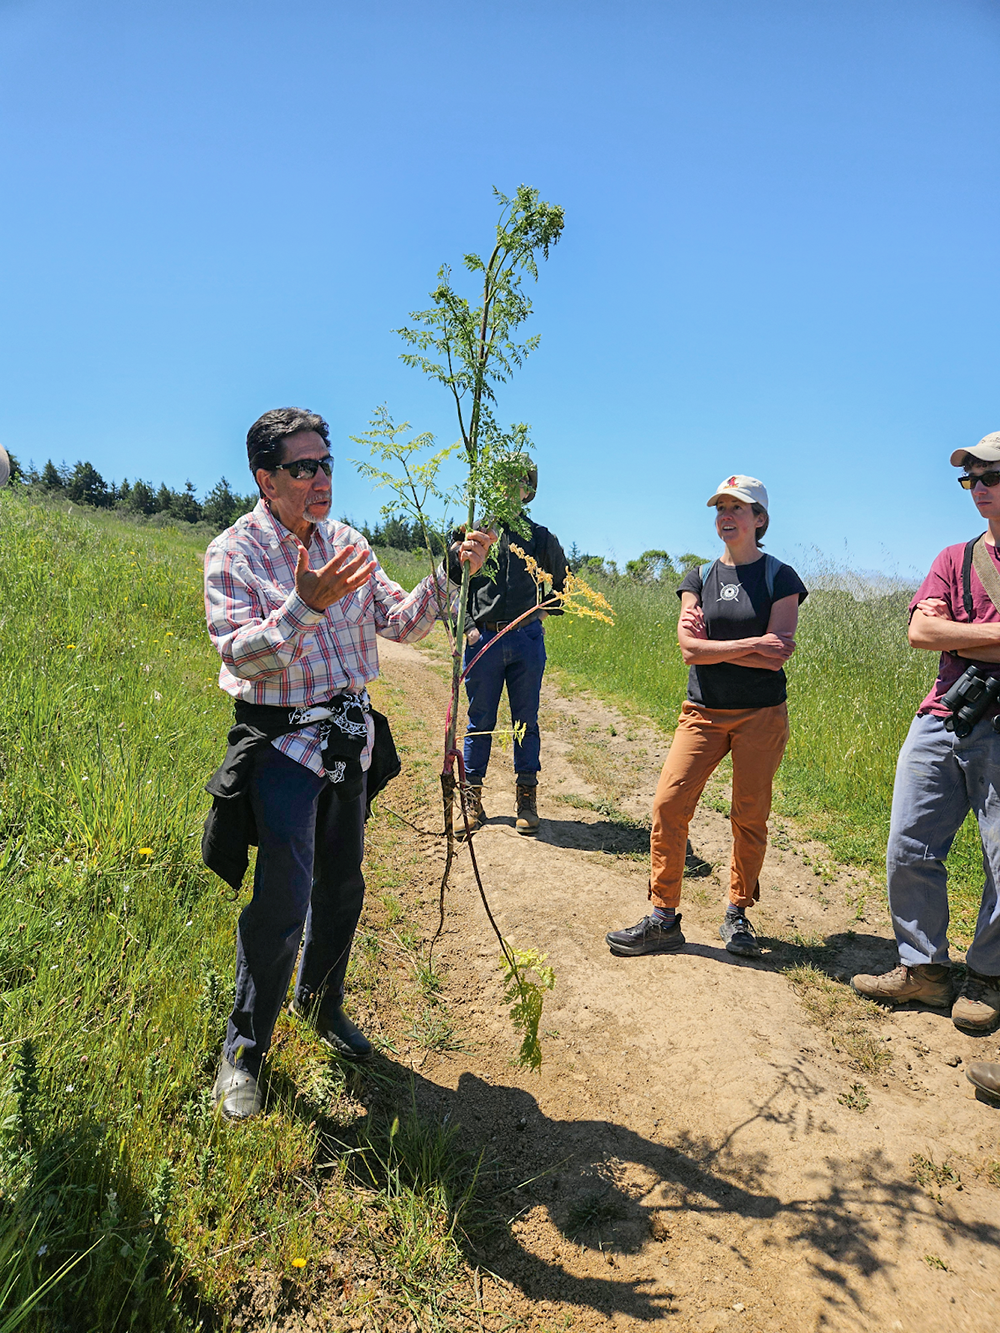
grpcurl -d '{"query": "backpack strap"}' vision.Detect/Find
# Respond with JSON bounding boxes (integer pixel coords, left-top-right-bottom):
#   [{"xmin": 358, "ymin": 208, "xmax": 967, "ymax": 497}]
[
  {"xmin": 962, "ymin": 535, "xmax": 984, "ymax": 619},
  {"xmin": 763, "ymin": 553, "xmax": 780, "ymax": 600},
  {"xmin": 700, "ymin": 559, "xmax": 716, "ymax": 586},
  {"xmin": 971, "ymin": 534, "xmax": 1000, "ymax": 616}
]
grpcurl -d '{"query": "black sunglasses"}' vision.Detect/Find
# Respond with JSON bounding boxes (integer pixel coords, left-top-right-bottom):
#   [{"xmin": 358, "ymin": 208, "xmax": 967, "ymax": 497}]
[
  {"xmin": 273, "ymin": 455, "xmax": 334, "ymax": 480},
  {"xmin": 959, "ymin": 470, "xmax": 1000, "ymax": 490}
]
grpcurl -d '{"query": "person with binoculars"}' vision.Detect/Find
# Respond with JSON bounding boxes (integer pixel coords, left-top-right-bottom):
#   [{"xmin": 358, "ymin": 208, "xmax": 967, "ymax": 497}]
[{"xmin": 854, "ymin": 433, "xmax": 1000, "ymax": 1064}]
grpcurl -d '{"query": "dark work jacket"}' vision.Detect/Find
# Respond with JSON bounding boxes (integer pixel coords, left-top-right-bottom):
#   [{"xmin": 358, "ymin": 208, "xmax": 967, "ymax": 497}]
[
  {"xmin": 451, "ymin": 517, "xmax": 567, "ymax": 627},
  {"xmin": 201, "ymin": 702, "xmax": 400, "ymax": 892}
]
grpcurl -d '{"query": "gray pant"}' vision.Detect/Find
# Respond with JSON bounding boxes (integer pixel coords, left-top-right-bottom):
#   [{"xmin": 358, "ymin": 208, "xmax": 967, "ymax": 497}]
[{"xmin": 887, "ymin": 711, "xmax": 1000, "ymax": 975}]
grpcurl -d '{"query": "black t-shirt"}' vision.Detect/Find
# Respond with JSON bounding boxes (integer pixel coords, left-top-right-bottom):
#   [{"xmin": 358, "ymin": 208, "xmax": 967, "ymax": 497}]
[{"xmin": 677, "ymin": 556, "xmax": 808, "ymax": 709}]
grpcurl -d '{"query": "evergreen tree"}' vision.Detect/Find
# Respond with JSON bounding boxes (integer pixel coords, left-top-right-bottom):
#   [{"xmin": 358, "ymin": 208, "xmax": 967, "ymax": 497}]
[
  {"xmin": 66, "ymin": 461, "xmax": 111, "ymax": 508},
  {"xmin": 126, "ymin": 480, "xmax": 157, "ymax": 515},
  {"xmin": 40, "ymin": 460, "xmax": 63, "ymax": 490}
]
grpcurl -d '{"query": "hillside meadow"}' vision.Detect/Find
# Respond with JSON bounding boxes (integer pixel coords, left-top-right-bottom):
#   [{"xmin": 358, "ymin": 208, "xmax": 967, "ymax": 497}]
[
  {"xmin": 0, "ymin": 497, "xmax": 485, "ymax": 1330},
  {"xmin": 0, "ymin": 498, "xmax": 987, "ymax": 1329}
]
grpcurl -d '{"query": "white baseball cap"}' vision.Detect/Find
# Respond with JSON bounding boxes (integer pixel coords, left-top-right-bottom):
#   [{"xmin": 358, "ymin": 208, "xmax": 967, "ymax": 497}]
[
  {"xmin": 706, "ymin": 474, "xmax": 768, "ymax": 511},
  {"xmin": 950, "ymin": 432, "xmax": 1000, "ymax": 467}
]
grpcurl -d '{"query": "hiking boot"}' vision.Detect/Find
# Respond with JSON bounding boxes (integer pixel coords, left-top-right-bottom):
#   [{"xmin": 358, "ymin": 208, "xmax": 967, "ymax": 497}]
[
  {"xmin": 966, "ymin": 1062, "xmax": 1000, "ymax": 1099},
  {"xmin": 606, "ymin": 913, "xmax": 685, "ymax": 957},
  {"xmin": 515, "ymin": 784, "xmax": 540, "ymax": 836},
  {"xmin": 850, "ymin": 963, "xmax": 952, "ymax": 1008},
  {"xmin": 719, "ymin": 911, "xmax": 761, "ymax": 958},
  {"xmin": 952, "ymin": 969, "xmax": 1000, "ymax": 1032},
  {"xmin": 456, "ymin": 783, "xmax": 485, "ymax": 840}
]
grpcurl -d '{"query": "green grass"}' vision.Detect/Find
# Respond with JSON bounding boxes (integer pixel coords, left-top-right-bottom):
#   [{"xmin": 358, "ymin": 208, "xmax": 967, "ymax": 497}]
[{"xmin": 0, "ymin": 497, "xmax": 487, "ymax": 1330}]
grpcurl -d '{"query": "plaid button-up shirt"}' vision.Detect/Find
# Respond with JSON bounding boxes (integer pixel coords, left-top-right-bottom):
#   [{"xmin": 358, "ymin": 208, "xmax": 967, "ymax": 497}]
[{"xmin": 204, "ymin": 501, "xmax": 453, "ymax": 776}]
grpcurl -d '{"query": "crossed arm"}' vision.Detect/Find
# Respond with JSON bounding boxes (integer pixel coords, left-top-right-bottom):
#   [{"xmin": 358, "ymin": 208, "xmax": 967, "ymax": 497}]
[
  {"xmin": 909, "ymin": 598, "xmax": 1000, "ymax": 663},
  {"xmin": 677, "ymin": 591, "xmax": 800, "ymax": 672}
]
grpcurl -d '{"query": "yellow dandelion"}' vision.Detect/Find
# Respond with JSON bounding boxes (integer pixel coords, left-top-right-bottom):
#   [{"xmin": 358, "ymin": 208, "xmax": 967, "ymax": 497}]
[
  {"xmin": 165, "ymin": 632, "xmax": 173, "ymax": 636},
  {"xmin": 138, "ymin": 848, "xmax": 153, "ymax": 856},
  {"xmin": 66, "ymin": 644, "xmax": 76, "ymax": 650},
  {"xmin": 291, "ymin": 1258, "xmax": 307, "ymax": 1268}
]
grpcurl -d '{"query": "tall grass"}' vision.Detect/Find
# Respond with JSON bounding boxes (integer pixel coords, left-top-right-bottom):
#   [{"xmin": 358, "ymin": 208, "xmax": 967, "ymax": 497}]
[{"xmin": 0, "ymin": 499, "xmax": 484, "ymax": 1329}]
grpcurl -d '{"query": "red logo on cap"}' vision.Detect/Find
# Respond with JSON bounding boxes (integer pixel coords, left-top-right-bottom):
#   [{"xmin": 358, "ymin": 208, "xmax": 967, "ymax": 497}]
[{"xmin": 726, "ymin": 476, "xmax": 738, "ymax": 487}]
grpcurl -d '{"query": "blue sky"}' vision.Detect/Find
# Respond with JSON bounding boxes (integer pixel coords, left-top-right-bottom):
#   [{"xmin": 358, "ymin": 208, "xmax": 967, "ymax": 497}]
[{"xmin": 1, "ymin": 0, "xmax": 997, "ymax": 578}]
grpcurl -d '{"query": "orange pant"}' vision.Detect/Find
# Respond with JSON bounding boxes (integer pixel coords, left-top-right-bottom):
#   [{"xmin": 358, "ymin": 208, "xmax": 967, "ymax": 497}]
[{"xmin": 649, "ymin": 701, "xmax": 790, "ymax": 911}]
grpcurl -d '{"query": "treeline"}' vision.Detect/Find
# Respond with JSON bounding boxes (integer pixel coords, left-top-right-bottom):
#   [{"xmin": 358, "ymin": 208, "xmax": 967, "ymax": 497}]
[
  {"xmin": 11, "ymin": 454, "xmax": 707, "ymax": 575},
  {"xmin": 353, "ymin": 520, "xmax": 708, "ymax": 586},
  {"xmin": 16, "ymin": 458, "xmax": 258, "ymax": 532},
  {"xmin": 568, "ymin": 545, "xmax": 707, "ymax": 582}
]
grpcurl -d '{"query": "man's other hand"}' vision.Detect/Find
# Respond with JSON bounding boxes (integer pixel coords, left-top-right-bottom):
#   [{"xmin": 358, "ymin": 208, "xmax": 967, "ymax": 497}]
[
  {"xmin": 455, "ymin": 529, "xmax": 496, "ymax": 576},
  {"xmin": 295, "ymin": 542, "xmax": 377, "ymax": 612}
]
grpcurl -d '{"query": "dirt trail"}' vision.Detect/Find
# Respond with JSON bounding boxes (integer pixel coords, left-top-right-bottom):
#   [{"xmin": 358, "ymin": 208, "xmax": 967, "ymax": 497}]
[{"xmin": 375, "ymin": 635, "xmax": 1000, "ymax": 1333}]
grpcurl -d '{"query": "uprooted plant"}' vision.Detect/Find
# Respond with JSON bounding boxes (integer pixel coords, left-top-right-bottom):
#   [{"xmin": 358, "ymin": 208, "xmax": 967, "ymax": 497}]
[{"xmin": 353, "ymin": 186, "xmax": 612, "ymax": 1069}]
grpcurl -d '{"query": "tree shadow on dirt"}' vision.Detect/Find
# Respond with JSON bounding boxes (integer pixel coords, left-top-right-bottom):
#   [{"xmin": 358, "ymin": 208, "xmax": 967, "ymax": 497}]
[{"xmin": 349, "ymin": 1054, "xmax": 1000, "ymax": 1326}]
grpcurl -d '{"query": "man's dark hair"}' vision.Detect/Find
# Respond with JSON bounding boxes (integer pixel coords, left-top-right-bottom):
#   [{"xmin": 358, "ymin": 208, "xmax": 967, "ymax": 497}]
[{"xmin": 246, "ymin": 408, "xmax": 331, "ymax": 485}]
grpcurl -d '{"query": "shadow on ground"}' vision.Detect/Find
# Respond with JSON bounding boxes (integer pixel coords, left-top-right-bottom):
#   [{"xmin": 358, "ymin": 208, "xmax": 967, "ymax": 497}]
[{"xmin": 328, "ymin": 1054, "xmax": 1000, "ymax": 1327}]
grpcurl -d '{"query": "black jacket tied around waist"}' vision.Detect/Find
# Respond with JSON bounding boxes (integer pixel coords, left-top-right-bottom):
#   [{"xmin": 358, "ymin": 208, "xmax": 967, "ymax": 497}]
[{"xmin": 201, "ymin": 697, "xmax": 401, "ymax": 892}]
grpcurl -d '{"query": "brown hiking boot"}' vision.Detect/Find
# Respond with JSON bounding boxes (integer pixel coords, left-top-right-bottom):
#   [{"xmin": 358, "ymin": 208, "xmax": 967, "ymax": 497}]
[
  {"xmin": 851, "ymin": 963, "xmax": 953, "ymax": 1008},
  {"xmin": 952, "ymin": 969, "xmax": 1000, "ymax": 1032},
  {"xmin": 456, "ymin": 784, "xmax": 485, "ymax": 840},
  {"xmin": 966, "ymin": 1062, "xmax": 1000, "ymax": 1098},
  {"xmin": 515, "ymin": 784, "xmax": 540, "ymax": 836}
]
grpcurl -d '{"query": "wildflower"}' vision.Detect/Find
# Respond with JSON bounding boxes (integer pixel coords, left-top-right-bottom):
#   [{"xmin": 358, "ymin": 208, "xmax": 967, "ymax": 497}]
[
  {"xmin": 36, "ymin": 1245, "xmax": 47, "ymax": 1257},
  {"xmin": 66, "ymin": 644, "xmax": 76, "ymax": 650},
  {"xmin": 65, "ymin": 1084, "xmax": 74, "ymax": 1093},
  {"xmin": 291, "ymin": 1258, "xmax": 307, "ymax": 1268},
  {"xmin": 509, "ymin": 544, "xmax": 614, "ymax": 625},
  {"xmin": 138, "ymin": 848, "xmax": 153, "ymax": 856},
  {"xmin": 165, "ymin": 632, "xmax": 173, "ymax": 637}
]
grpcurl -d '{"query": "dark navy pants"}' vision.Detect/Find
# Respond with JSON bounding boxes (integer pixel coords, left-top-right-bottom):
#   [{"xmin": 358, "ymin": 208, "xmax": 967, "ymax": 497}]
[
  {"xmin": 224, "ymin": 745, "xmax": 366, "ymax": 1075},
  {"xmin": 462, "ymin": 619, "xmax": 546, "ymax": 787}
]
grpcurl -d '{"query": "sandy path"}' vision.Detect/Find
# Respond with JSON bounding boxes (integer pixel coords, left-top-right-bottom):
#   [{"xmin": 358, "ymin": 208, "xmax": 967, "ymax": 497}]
[{"xmin": 375, "ymin": 635, "xmax": 1000, "ymax": 1333}]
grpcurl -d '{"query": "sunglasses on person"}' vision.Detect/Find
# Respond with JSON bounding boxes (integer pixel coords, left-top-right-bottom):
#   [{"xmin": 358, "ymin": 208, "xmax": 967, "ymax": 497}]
[
  {"xmin": 959, "ymin": 470, "xmax": 1000, "ymax": 490},
  {"xmin": 272, "ymin": 455, "xmax": 334, "ymax": 480}
]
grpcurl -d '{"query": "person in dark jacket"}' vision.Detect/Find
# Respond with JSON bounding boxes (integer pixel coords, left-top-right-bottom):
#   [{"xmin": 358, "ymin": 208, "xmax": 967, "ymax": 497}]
[{"xmin": 460, "ymin": 459, "xmax": 567, "ymax": 836}]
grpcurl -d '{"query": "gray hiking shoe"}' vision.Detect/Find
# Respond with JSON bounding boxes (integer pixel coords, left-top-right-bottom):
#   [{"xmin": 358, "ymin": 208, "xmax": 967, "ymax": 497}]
[
  {"xmin": 850, "ymin": 963, "xmax": 952, "ymax": 1008},
  {"xmin": 719, "ymin": 911, "xmax": 761, "ymax": 957},
  {"xmin": 606, "ymin": 913, "xmax": 685, "ymax": 957}
]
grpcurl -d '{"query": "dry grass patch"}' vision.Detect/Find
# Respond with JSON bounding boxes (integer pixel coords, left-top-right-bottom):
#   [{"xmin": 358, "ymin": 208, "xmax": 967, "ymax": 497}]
[{"xmin": 783, "ymin": 962, "xmax": 892, "ymax": 1076}]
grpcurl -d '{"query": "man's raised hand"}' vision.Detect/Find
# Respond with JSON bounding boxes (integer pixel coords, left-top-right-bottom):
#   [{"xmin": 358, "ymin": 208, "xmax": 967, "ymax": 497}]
[{"xmin": 295, "ymin": 542, "xmax": 377, "ymax": 612}]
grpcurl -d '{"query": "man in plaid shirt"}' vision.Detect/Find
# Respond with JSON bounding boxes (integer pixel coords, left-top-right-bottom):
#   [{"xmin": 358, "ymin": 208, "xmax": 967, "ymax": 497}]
[{"xmin": 204, "ymin": 407, "xmax": 493, "ymax": 1119}]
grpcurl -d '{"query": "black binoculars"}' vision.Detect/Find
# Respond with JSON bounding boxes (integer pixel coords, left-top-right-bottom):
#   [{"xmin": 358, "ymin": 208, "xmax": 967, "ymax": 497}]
[{"xmin": 941, "ymin": 664, "xmax": 1000, "ymax": 738}]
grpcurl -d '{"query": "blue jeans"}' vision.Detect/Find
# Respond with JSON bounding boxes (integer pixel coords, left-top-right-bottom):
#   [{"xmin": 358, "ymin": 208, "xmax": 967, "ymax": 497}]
[
  {"xmin": 225, "ymin": 745, "xmax": 367, "ymax": 1075},
  {"xmin": 887, "ymin": 711, "xmax": 1000, "ymax": 975},
  {"xmin": 462, "ymin": 620, "xmax": 546, "ymax": 786}
]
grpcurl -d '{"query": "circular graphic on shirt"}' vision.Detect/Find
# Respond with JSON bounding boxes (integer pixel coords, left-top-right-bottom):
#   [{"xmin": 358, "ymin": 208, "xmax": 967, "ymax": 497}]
[{"xmin": 719, "ymin": 583, "xmax": 741, "ymax": 600}]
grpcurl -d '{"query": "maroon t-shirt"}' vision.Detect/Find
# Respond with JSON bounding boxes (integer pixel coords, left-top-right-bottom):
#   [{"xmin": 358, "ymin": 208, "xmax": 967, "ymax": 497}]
[{"xmin": 910, "ymin": 538, "xmax": 1000, "ymax": 717}]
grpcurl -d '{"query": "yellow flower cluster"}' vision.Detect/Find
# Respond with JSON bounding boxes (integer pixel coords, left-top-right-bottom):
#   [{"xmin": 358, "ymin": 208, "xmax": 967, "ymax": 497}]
[{"xmin": 509, "ymin": 544, "xmax": 614, "ymax": 625}]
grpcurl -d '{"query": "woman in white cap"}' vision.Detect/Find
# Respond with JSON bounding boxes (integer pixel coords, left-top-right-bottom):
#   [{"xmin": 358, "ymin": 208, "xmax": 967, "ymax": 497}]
[{"xmin": 607, "ymin": 475, "xmax": 808, "ymax": 959}]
